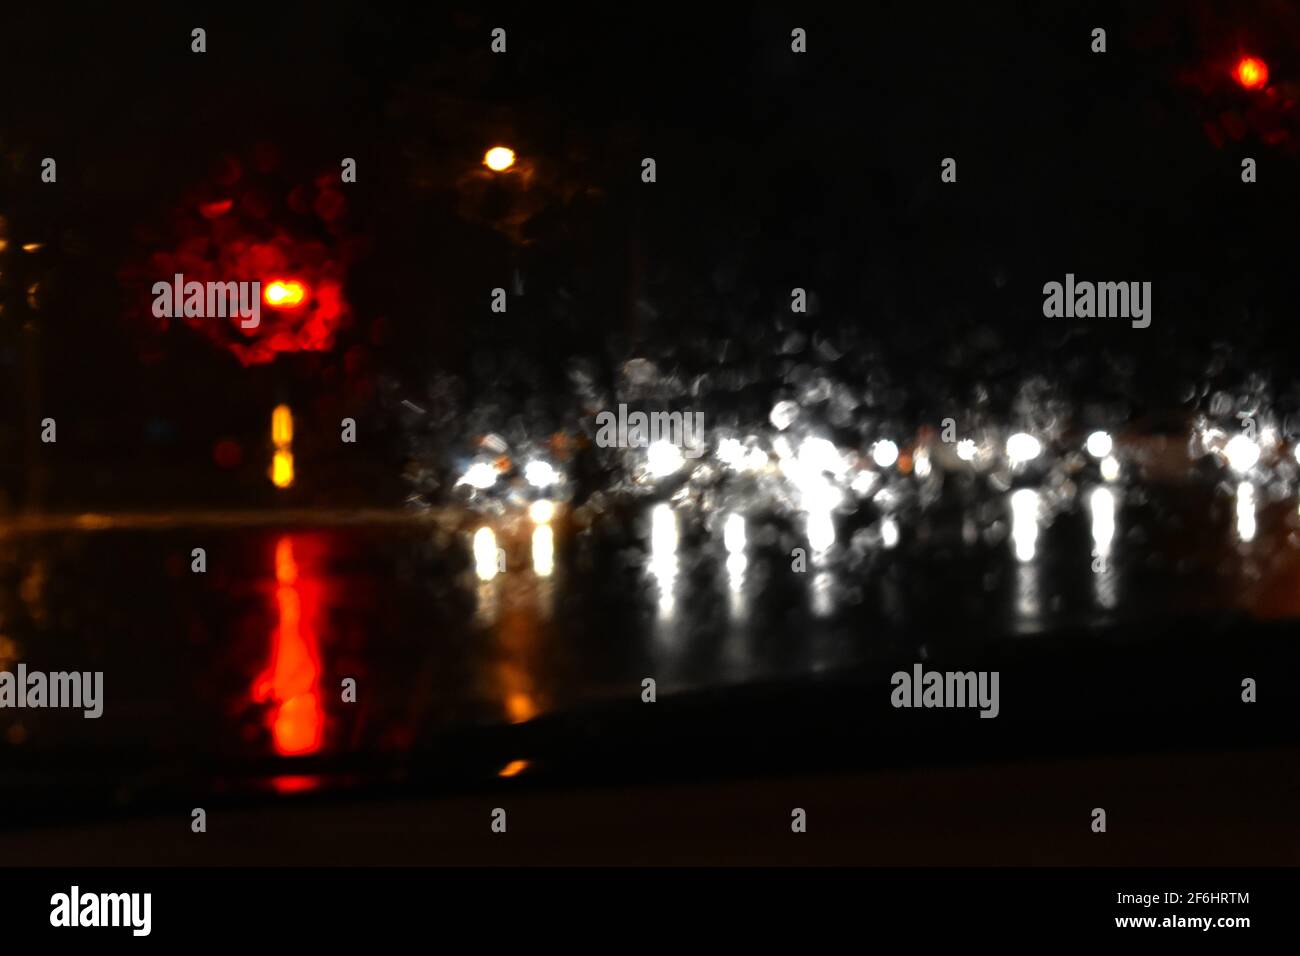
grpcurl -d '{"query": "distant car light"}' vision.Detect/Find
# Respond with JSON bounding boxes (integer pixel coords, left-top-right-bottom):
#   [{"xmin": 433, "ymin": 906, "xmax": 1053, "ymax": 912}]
[
  {"xmin": 646, "ymin": 440, "xmax": 685, "ymax": 478},
  {"xmin": 1234, "ymin": 56, "xmax": 1269, "ymax": 90},
  {"xmin": 1006, "ymin": 432, "xmax": 1042, "ymax": 466},
  {"xmin": 272, "ymin": 404, "xmax": 294, "ymax": 446},
  {"xmin": 270, "ymin": 450, "xmax": 295, "ymax": 489},
  {"xmin": 484, "ymin": 146, "xmax": 516, "ymax": 172},
  {"xmin": 1224, "ymin": 434, "xmax": 1261, "ymax": 473},
  {"xmin": 458, "ymin": 461, "xmax": 499, "ymax": 490},
  {"xmin": 1085, "ymin": 430, "xmax": 1113, "ymax": 459},
  {"xmin": 871, "ymin": 439, "xmax": 899, "ymax": 469}
]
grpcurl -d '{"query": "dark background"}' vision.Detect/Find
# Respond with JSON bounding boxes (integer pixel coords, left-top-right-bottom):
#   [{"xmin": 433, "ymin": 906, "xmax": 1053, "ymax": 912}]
[
  {"xmin": 3, "ymin": 1, "xmax": 1299, "ymax": 510},
  {"xmin": 1, "ymin": 1, "xmax": 1299, "ymax": 873}
]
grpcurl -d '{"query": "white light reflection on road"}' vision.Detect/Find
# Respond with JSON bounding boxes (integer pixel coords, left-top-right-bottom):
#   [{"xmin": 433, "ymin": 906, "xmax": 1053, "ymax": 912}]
[
  {"xmin": 473, "ymin": 525, "xmax": 501, "ymax": 625},
  {"xmin": 811, "ymin": 571, "xmax": 835, "ymax": 618},
  {"xmin": 1090, "ymin": 486, "xmax": 1118, "ymax": 610},
  {"xmin": 474, "ymin": 526, "xmax": 500, "ymax": 581},
  {"xmin": 1090, "ymin": 487, "xmax": 1115, "ymax": 559},
  {"xmin": 723, "ymin": 512, "xmax": 748, "ymax": 619},
  {"xmin": 1010, "ymin": 489, "xmax": 1040, "ymax": 563},
  {"xmin": 1236, "ymin": 481, "xmax": 1257, "ymax": 544},
  {"xmin": 531, "ymin": 525, "xmax": 555, "ymax": 577},
  {"xmin": 807, "ymin": 504, "xmax": 836, "ymax": 555},
  {"xmin": 1010, "ymin": 489, "xmax": 1041, "ymax": 624},
  {"xmin": 531, "ymin": 524, "xmax": 555, "ymax": 618},
  {"xmin": 649, "ymin": 503, "xmax": 679, "ymax": 620}
]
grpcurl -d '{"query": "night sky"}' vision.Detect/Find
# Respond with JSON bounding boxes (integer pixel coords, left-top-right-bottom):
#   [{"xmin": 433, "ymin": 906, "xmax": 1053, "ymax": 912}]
[
  {"xmin": 4, "ymin": 2, "xmax": 1299, "ymax": 510},
  {"xmin": 3, "ymin": 0, "xmax": 1300, "ymax": 914}
]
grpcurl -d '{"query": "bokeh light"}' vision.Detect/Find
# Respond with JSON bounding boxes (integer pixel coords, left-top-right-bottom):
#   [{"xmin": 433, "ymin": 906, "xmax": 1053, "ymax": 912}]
[
  {"xmin": 1234, "ymin": 56, "xmax": 1269, "ymax": 90},
  {"xmin": 264, "ymin": 279, "xmax": 307, "ymax": 308},
  {"xmin": 484, "ymin": 146, "xmax": 516, "ymax": 171}
]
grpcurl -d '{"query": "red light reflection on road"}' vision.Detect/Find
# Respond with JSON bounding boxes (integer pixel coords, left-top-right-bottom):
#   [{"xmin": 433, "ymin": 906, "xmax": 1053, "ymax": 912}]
[
  {"xmin": 199, "ymin": 198, "xmax": 233, "ymax": 219},
  {"xmin": 252, "ymin": 536, "xmax": 325, "ymax": 756}
]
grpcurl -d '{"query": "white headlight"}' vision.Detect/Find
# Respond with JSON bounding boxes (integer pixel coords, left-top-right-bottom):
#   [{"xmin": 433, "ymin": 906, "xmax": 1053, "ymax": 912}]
[
  {"xmin": 524, "ymin": 460, "xmax": 560, "ymax": 488},
  {"xmin": 1085, "ymin": 431, "xmax": 1112, "ymax": 459},
  {"xmin": 646, "ymin": 440, "xmax": 685, "ymax": 478},
  {"xmin": 1006, "ymin": 432, "xmax": 1042, "ymax": 466},
  {"xmin": 871, "ymin": 439, "xmax": 899, "ymax": 469},
  {"xmin": 1224, "ymin": 434, "xmax": 1261, "ymax": 474}
]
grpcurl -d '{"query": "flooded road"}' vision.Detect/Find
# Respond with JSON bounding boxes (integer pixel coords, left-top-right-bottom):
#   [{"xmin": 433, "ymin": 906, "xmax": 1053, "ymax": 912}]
[{"xmin": 2, "ymin": 471, "xmax": 1299, "ymax": 822}]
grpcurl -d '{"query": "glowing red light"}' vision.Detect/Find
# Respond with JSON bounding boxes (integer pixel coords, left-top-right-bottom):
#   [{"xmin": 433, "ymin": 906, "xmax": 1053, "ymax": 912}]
[
  {"xmin": 198, "ymin": 198, "xmax": 234, "ymax": 219},
  {"xmin": 252, "ymin": 536, "xmax": 324, "ymax": 757},
  {"xmin": 264, "ymin": 279, "xmax": 307, "ymax": 309},
  {"xmin": 271, "ymin": 774, "xmax": 323, "ymax": 794},
  {"xmin": 143, "ymin": 171, "xmax": 353, "ymax": 366},
  {"xmin": 1234, "ymin": 56, "xmax": 1269, "ymax": 90}
]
